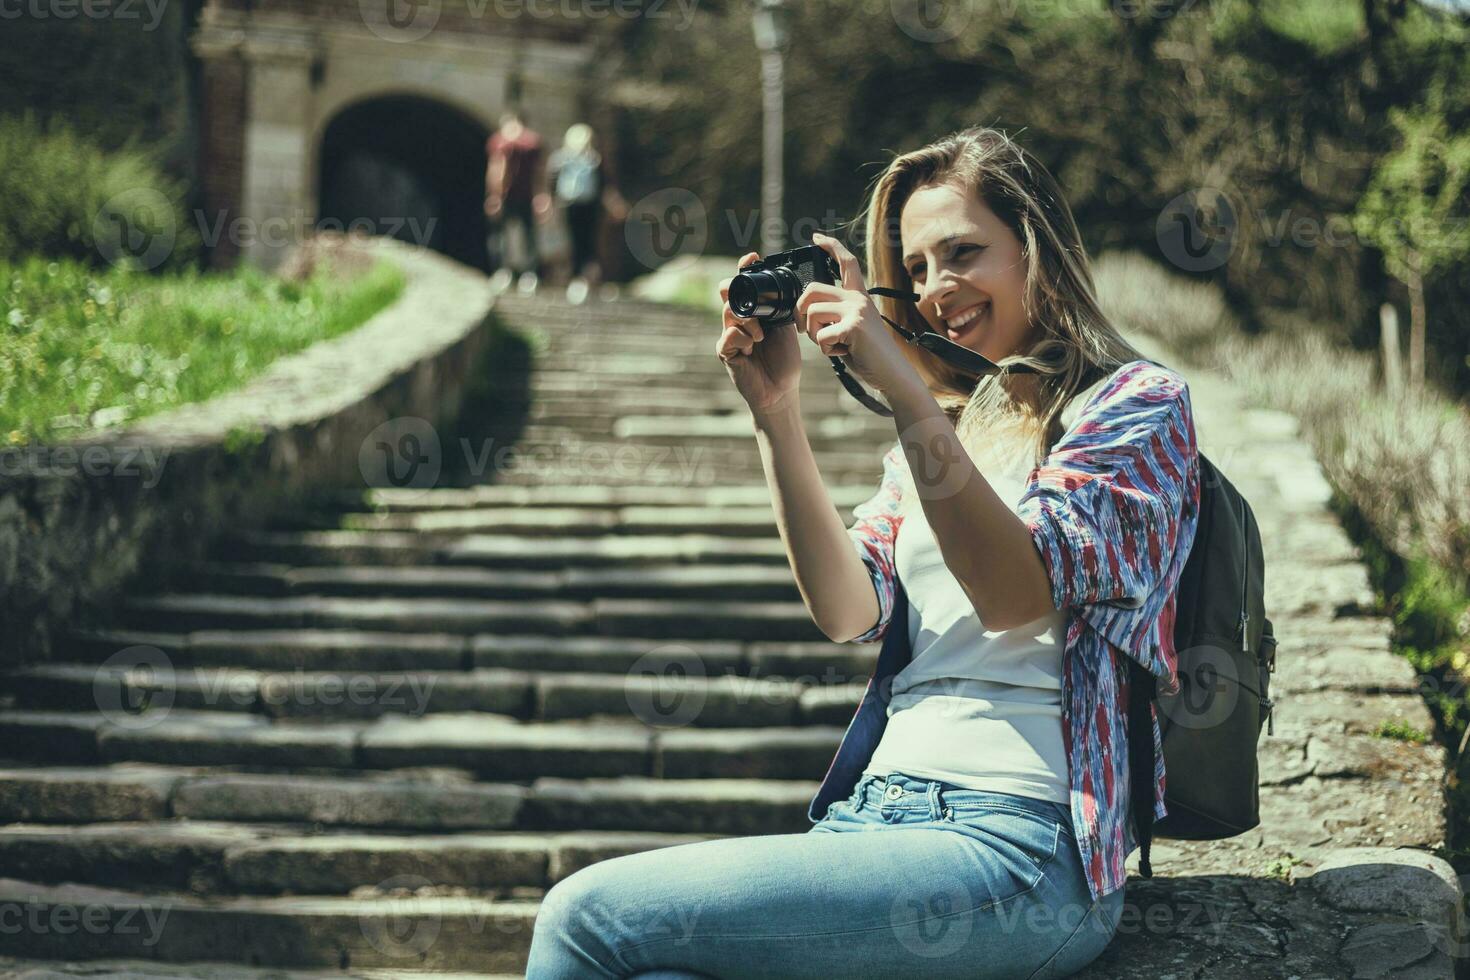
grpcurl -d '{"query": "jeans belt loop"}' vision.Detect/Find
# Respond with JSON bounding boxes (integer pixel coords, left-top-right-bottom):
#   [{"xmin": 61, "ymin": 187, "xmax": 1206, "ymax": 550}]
[{"xmin": 927, "ymin": 781, "xmax": 944, "ymax": 821}]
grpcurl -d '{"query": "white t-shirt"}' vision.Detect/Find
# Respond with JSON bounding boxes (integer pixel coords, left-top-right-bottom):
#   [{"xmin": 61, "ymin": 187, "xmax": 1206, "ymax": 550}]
[{"xmin": 861, "ymin": 381, "xmax": 1110, "ymax": 804}]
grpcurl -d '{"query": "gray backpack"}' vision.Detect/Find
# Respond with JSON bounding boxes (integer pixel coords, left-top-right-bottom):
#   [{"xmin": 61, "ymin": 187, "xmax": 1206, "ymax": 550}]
[{"xmin": 1129, "ymin": 452, "xmax": 1278, "ymax": 878}]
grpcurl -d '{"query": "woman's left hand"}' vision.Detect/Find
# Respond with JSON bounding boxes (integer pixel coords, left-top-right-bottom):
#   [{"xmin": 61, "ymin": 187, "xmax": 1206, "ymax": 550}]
[{"xmin": 796, "ymin": 233, "xmax": 925, "ymax": 400}]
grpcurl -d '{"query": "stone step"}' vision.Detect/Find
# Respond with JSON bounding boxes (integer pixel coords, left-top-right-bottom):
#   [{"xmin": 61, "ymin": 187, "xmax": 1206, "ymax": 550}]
[
  {"xmin": 326, "ymin": 504, "xmax": 794, "ymax": 537},
  {"xmin": 3, "ymin": 662, "xmax": 865, "ymax": 727},
  {"xmin": 514, "ymin": 417, "xmax": 892, "ymax": 448},
  {"xmin": 60, "ymin": 629, "xmax": 876, "ymax": 679},
  {"xmin": 152, "ymin": 561, "xmax": 804, "ymax": 602},
  {"xmin": 0, "ymin": 709, "xmax": 846, "ymax": 779},
  {"xmin": 0, "ymin": 876, "xmax": 538, "ymax": 971},
  {"xmin": 218, "ymin": 529, "xmax": 796, "ymax": 568},
  {"xmin": 0, "ymin": 761, "xmax": 819, "ymax": 835},
  {"xmin": 486, "ymin": 463, "xmax": 886, "ymax": 488},
  {"xmin": 115, "ymin": 594, "xmax": 828, "ymax": 641},
  {"xmin": 0, "ymin": 820, "xmax": 719, "ymax": 894},
  {"xmin": 330, "ymin": 482, "xmax": 877, "ymax": 513},
  {"xmin": 497, "ymin": 432, "xmax": 885, "ymax": 475},
  {"xmin": 0, "ymin": 956, "xmax": 525, "ymax": 979}
]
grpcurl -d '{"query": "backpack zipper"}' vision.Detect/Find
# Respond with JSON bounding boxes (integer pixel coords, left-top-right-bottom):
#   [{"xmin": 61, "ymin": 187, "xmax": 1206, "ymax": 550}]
[
  {"xmin": 1237, "ymin": 494, "xmax": 1250, "ymax": 654},
  {"xmin": 1237, "ymin": 493, "xmax": 1275, "ymax": 734}
]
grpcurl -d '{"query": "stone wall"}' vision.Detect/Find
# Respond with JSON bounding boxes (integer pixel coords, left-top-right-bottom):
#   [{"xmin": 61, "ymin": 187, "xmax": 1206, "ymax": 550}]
[{"xmin": 0, "ymin": 235, "xmax": 499, "ymax": 670}]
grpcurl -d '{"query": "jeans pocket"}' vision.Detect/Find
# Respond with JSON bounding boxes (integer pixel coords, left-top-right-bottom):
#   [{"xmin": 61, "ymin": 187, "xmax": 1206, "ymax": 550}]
[{"xmin": 945, "ymin": 805, "xmax": 1062, "ymax": 879}]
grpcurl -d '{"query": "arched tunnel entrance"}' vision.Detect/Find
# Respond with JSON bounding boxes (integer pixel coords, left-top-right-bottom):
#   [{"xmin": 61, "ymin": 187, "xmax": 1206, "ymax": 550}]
[{"xmin": 317, "ymin": 95, "xmax": 489, "ymax": 272}]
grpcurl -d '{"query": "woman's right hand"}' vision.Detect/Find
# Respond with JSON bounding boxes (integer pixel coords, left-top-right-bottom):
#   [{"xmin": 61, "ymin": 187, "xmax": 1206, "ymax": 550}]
[{"xmin": 716, "ymin": 252, "xmax": 802, "ymax": 417}]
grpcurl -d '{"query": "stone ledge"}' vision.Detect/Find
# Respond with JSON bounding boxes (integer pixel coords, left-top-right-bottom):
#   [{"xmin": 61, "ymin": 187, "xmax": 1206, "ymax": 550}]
[{"xmin": 0, "ymin": 235, "xmax": 500, "ymax": 669}]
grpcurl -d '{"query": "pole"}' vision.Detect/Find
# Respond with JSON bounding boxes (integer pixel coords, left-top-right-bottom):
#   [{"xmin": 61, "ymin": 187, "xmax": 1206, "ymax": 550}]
[{"xmin": 752, "ymin": 0, "xmax": 786, "ymax": 256}]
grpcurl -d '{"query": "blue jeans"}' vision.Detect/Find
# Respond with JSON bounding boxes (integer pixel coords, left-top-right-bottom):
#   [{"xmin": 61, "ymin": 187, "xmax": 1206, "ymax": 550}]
[{"xmin": 526, "ymin": 770, "xmax": 1125, "ymax": 979}]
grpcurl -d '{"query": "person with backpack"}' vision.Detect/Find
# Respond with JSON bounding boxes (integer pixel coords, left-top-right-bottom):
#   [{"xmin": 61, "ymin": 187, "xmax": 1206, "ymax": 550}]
[
  {"xmin": 528, "ymin": 127, "xmax": 1213, "ymax": 979},
  {"xmin": 548, "ymin": 122, "xmax": 624, "ymax": 304}
]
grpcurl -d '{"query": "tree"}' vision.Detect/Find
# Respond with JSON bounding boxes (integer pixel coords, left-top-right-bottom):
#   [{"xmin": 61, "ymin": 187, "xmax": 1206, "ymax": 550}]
[{"xmin": 1353, "ymin": 78, "xmax": 1470, "ymax": 389}]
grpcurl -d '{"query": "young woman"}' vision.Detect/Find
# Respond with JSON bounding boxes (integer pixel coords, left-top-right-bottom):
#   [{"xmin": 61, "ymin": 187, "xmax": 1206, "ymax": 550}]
[{"xmin": 526, "ymin": 126, "xmax": 1201, "ymax": 980}]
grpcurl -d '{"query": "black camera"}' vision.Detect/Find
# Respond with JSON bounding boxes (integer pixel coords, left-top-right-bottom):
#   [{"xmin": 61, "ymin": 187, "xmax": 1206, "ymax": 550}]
[{"xmin": 727, "ymin": 244, "xmax": 841, "ymax": 326}]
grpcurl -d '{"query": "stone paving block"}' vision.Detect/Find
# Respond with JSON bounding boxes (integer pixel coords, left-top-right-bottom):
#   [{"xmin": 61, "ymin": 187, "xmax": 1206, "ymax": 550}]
[
  {"xmin": 0, "ymin": 710, "xmax": 108, "ymax": 763},
  {"xmin": 536, "ymin": 672, "xmax": 801, "ymax": 727},
  {"xmin": 96, "ymin": 710, "xmax": 361, "ymax": 769},
  {"xmin": 0, "ymin": 763, "xmax": 183, "ymax": 822},
  {"xmin": 358, "ymin": 713, "xmax": 652, "ymax": 778},
  {"xmin": 187, "ymin": 629, "xmax": 467, "ymax": 672},
  {"xmin": 471, "ymin": 633, "xmax": 745, "ymax": 675},
  {"xmin": 592, "ymin": 597, "xmax": 825, "ymax": 641},
  {"xmin": 173, "ymin": 770, "xmax": 526, "ymax": 829},
  {"xmin": 256, "ymin": 668, "xmax": 533, "ymax": 719},
  {"xmin": 655, "ymin": 726, "xmax": 845, "ymax": 779},
  {"xmin": 284, "ymin": 565, "xmax": 562, "ymax": 599},
  {"xmin": 223, "ymin": 830, "xmax": 552, "ymax": 893},
  {"xmin": 0, "ymin": 877, "xmax": 538, "ymax": 971},
  {"xmin": 523, "ymin": 776, "xmax": 816, "ymax": 836}
]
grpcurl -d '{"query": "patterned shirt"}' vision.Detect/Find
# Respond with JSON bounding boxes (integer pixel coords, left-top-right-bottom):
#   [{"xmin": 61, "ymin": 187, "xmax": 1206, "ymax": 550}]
[{"xmin": 809, "ymin": 358, "xmax": 1202, "ymax": 904}]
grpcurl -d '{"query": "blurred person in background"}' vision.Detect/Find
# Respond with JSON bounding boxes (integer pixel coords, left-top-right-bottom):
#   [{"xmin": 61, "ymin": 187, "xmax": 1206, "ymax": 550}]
[
  {"xmin": 549, "ymin": 122, "xmax": 627, "ymax": 304},
  {"xmin": 485, "ymin": 108, "xmax": 551, "ymax": 294}
]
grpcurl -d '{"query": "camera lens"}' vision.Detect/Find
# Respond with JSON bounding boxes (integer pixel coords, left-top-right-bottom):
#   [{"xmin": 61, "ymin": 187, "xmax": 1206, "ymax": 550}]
[{"xmin": 728, "ymin": 267, "xmax": 798, "ymax": 321}]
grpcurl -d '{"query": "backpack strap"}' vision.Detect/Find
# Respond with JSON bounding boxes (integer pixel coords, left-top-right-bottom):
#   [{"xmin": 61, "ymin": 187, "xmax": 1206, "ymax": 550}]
[{"xmin": 1127, "ymin": 658, "xmax": 1157, "ymax": 878}]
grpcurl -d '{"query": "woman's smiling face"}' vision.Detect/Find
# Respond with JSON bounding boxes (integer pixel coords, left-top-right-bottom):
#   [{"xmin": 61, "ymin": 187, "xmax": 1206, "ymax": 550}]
[{"xmin": 899, "ymin": 181, "xmax": 1033, "ymax": 363}]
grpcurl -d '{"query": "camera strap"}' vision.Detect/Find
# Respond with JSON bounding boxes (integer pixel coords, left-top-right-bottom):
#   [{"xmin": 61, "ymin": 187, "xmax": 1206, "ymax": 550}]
[{"xmin": 827, "ymin": 286, "xmax": 1037, "ymax": 417}]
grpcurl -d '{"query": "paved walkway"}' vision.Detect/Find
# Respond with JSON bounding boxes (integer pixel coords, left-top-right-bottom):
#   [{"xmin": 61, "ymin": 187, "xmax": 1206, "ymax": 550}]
[{"xmin": 0, "ymin": 294, "xmax": 1458, "ymax": 977}]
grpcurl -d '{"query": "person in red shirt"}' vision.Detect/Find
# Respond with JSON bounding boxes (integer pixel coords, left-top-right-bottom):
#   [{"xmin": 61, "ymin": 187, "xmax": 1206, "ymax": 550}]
[{"xmin": 485, "ymin": 109, "xmax": 551, "ymax": 292}]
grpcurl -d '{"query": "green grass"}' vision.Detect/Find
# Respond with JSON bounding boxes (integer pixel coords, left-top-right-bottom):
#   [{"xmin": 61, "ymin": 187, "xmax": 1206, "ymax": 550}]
[
  {"xmin": 1, "ymin": 254, "xmax": 405, "ymax": 444},
  {"xmin": 1373, "ymin": 719, "xmax": 1433, "ymax": 744}
]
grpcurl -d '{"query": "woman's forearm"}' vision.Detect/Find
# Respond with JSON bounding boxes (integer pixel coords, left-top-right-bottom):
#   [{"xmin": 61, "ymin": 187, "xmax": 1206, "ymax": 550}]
[
  {"xmin": 752, "ymin": 399, "xmax": 882, "ymax": 643},
  {"xmin": 886, "ymin": 378, "xmax": 1055, "ymax": 631}
]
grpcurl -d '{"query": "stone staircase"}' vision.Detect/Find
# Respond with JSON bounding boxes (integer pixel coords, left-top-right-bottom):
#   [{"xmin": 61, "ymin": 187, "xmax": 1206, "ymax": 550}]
[
  {"xmin": 0, "ymin": 292, "xmax": 1459, "ymax": 978},
  {"xmin": 0, "ymin": 293, "xmax": 901, "ymax": 976}
]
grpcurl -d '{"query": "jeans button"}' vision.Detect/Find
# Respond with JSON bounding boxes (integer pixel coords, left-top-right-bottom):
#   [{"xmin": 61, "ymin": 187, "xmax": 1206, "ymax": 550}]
[{"xmin": 885, "ymin": 784, "xmax": 904, "ymax": 800}]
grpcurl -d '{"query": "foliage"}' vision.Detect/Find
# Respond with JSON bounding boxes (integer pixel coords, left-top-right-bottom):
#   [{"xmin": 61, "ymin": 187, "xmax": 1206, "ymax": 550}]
[
  {"xmin": 0, "ymin": 256, "xmax": 405, "ymax": 445},
  {"xmin": 1353, "ymin": 77, "xmax": 1470, "ymax": 285},
  {"xmin": 609, "ymin": 0, "xmax": 1470, "ymax": 388},
  {"xmin": 0, "ymin": 112, "xmax": 198, "ymax": 270}
]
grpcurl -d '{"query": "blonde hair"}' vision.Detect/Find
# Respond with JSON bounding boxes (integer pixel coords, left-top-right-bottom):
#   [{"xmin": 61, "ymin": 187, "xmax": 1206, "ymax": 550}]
[{"xmin": 851, "ymin": 126, "xmax": 1150, "ymax": 478}]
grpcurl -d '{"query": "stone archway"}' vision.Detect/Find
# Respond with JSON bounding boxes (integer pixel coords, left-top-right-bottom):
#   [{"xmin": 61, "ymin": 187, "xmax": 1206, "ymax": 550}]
[
  {"xmin": 317, "ymin": 94, "xmax": 490, "ymax": 272},
  {"xmin": 190, "ymin": 0, "xmax": 596, "ymax": 272}
]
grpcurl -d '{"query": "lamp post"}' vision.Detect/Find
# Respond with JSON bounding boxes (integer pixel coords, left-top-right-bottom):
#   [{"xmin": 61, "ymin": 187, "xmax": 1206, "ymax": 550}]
[{"xmin": 751, "ymin": 0, "xmax": 787, "ymax": 257}]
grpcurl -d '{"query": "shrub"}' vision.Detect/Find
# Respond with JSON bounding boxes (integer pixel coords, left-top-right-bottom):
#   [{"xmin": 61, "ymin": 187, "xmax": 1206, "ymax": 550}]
[{"xmin": 0, "ymin": 111, "xmax": 197, "ymax": 270}]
